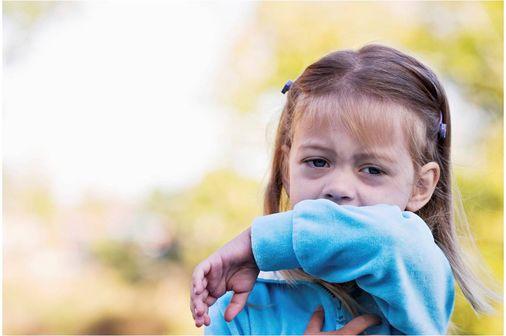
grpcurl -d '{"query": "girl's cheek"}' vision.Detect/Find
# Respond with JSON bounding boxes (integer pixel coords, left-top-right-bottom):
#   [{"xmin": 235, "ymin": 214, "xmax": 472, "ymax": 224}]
[
  {"xmin": 359, "ymin": 173, "xmax": 389, "ymax": 187},
  {"xmin": 360, "ymin": 187, "xmax": 406, "ymax": 208},
  {"xmin": 299, "ymin": 165, "xmax": 327, "ymax": 180},
  {"xmin": 290, "ymin": 179, "xmax": 321, "ymax": 204}
]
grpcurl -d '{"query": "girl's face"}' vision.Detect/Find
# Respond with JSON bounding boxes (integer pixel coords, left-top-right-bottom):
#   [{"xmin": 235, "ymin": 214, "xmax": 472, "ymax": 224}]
[{"xmin": 284, "ymin": 118, "xmax": 417, "ymax": 210}]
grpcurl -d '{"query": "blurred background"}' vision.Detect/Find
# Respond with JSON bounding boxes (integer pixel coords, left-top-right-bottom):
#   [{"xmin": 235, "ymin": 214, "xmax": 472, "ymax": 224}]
[{"xmin": 2, "ymin": 1, "xmax": 503, "ymax": 334}]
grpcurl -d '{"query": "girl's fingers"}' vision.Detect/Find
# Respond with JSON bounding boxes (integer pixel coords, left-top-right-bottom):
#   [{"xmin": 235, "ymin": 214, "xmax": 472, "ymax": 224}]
[
  {"xmin": 205, "ymin": 294, "xmax": 217, "ymax": 306},
  {"xmin": 190, "ymin": 299, "xmax": 196, "ymax": 320},
  {"xmin": 195, "ymin": 314, "xmax": 204, "ymax": 328},
  {"xmin": 191, "ymin": 289, "xmax": 209, "ymax": 327},
  {"xmin": 192, "ymin": 275, "xmax": 207, "ymax": 296},
  {"xmin": 191, "ymin": 257, "xmax": 217, "ymax": 328},
  {"xmin": 194, "ymin": 289, "xmax": 209, "ymax": 316},
  {"xmin": 191, "ymin": 278, "xmax": 209, "ymax": 319},
  {"xmin": 196, "ymin": 312, "xmax": 211, "ymax": 328},
  {"xmin": 200, "ymin": 277, "xmax": 208, "ymax": 293},
  {"xmin": 192, "ymin": 259, "xmax": 211, "ymax": 295},
  {"xmin": 202, "ymin": 301, "xmax": 210, "ymax": 326},
  {"xmin": 224, "ymin": 292, "xmax": 250, "ymax": 322},
  {"xmin": 195, "ymin": 304, "xmax": 209, "ymax": 328},
  {"xmin": 304, "ymin": 306, "xmax": 324, "ymax": 334},
  {"xmin": 331, "ymin": 314, "xmax": 381, "ymax": 335},
  {"xmin": 204, "ymin": 313, "xmax": 211, "ymax": 326},
  {"xmin": 190, "ymin": 294, "xmax": 203, "ymax": 322}
]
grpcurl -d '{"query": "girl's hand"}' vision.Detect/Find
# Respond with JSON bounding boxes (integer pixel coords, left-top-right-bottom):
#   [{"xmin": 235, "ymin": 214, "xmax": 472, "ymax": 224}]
[
  {"xmin": 190, "ymin": 227, "xmax": 259, "ymax": 327},
  {"xmin": 304, "ymin": 306, "xmax": 381, "ymax": 335}
]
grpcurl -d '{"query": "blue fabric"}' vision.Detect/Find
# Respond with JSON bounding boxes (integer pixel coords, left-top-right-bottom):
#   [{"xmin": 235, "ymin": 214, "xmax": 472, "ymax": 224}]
[{"xmin": 205, "ymin": 199, "xmax": 455, "ymax": 335}]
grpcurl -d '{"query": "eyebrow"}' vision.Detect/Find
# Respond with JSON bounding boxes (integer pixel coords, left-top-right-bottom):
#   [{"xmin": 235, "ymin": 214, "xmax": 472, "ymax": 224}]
[
  {"xmin": 298, "ymin": 143, "xmax": 398, "ymax": 164},
  {"xmin": 354, "ymin": 152, "xmax": 397, "ymax": 164}
]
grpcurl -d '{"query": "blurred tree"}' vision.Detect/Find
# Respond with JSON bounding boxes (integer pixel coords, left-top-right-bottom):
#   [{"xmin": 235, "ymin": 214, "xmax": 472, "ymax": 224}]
[
  {"xmin": 452, "ymin": 122, "xmax": 503, "ymax": 334},
  {"xmin": 91, "ymin": 240, "xmax": 144, "ymax": 284},
  {"xmin": 160, "ymin": 169, "xmax": 262, "ymax": 271}
]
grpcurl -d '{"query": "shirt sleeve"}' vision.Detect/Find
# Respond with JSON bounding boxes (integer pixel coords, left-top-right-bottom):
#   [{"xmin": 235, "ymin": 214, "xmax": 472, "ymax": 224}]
[{"xmin": 251, "ymin": 198, "xmax": 455, "ymax": 335}]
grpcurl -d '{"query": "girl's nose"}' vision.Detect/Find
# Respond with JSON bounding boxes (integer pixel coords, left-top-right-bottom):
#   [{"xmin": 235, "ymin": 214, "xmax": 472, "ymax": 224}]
[
  {"xmin": 322, "ymin": 172, "xmax": 355, "ymax": 204},
  {"xmin": 323, "ymin": 191, "xmax": 353, "ymax": 204}
]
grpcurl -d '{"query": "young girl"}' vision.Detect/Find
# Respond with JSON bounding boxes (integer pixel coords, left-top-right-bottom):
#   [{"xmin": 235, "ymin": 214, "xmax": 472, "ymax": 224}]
[{"xmin": 189, "ymin": 44, "xmax": 500, "ymax": 335}]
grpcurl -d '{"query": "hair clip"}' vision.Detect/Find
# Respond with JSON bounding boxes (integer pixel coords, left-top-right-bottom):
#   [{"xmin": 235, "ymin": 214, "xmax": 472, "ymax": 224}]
[
  {"xmin": 438, "ymin": 113, "xmax": 447, "ymax": 140},
  {"xmin": 281, "ymin": 80, "xmax": 293, "ymax": 94}
]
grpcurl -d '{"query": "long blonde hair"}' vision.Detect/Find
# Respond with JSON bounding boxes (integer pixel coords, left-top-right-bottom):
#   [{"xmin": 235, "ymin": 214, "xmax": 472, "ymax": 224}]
[{"xmin": 263, "ymin": 44, "xmax": 502, "ymax": 333}]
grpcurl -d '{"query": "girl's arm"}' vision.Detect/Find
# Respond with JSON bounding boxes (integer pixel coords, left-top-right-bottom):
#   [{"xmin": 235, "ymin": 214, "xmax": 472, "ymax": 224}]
[{"xmin": 251, "ymin": 198, "xmax": 455, "ymax": 335}]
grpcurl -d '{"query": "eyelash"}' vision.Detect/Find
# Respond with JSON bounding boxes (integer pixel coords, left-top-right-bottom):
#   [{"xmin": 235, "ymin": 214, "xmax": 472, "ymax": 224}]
[
  {"xmin": 360, "ymin": 166, "xmax": 385, "ymax": 175},
  {"xmin": 304, "ymin": 158, "xmax": 330, "ymax": 168},
  {"xmin": 303, "ymin": 159, "xmax": 385, "ymax": 175}
]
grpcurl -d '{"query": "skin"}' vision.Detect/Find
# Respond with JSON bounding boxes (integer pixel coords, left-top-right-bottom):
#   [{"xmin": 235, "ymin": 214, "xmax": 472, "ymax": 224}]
[
  {"xmin": 283, "ymin": 117, "xmax": 440, "ymax": 212},
  {"xmin": 190, "ymin": 112, "xmax": 441, "ymax": 333}
]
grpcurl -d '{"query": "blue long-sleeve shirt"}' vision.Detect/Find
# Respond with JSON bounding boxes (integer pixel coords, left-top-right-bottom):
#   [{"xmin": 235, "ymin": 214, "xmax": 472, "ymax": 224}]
[{"xmin": 205, "ymin": 199, "xmax": 455, "ymax": 335}]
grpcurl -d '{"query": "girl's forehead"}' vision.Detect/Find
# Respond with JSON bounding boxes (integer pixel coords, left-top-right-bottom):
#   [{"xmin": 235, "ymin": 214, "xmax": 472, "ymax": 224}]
[{"xmin": 293, "ymin": 93, "xmax": 412, "ymax": 149}]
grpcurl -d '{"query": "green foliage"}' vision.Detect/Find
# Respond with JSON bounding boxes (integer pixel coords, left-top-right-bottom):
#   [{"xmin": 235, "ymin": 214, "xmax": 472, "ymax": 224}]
[
  {"xmin": 402, "ymin": 2, "xmax": 503, "ymax": 115},
  {"xmin": 452, "ymin": 123, "xmax": 503, "ymax": 334},
  {"xmin": 91, "ymin": 240, "xmax": 145, "ymax": 284},
  {"xmin": 150, "ymin": 169, "xmax": 263, "ymax": 271}
]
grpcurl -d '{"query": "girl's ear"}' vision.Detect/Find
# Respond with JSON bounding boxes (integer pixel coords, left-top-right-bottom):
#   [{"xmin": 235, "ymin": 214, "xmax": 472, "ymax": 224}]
[
  {"xmin": 281, "ymin": 144, "xmax": 291, "ymax": 195},
  {"xmin": 406, "ymin": 162, "xmax": 440, "ymax": 212}
]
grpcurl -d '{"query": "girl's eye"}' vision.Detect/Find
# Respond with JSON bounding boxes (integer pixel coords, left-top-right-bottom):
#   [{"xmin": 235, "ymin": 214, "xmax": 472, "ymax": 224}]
[
  {"xmin": 361, "ymin": 166, "xmax": 384, "ymax": 175},
  {"xmin": 305, "ymin": 158, "xmax": 329, "ymax": 168}
]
